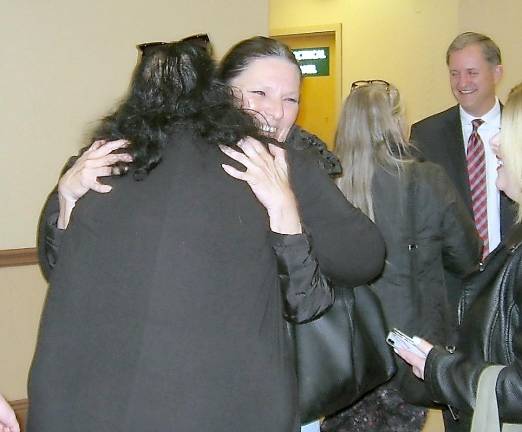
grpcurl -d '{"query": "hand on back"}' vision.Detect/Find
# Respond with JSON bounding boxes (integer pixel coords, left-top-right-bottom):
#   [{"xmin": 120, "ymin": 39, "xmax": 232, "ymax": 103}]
[{"xmin": 57, "ymin": 139, "xmax": 132, "ymax": 229}]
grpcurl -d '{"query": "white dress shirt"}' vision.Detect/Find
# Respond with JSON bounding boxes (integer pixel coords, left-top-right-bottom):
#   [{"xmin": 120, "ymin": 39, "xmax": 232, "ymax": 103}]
[{"xmin": 460, "ymin": 99, "xmax": 501, "ymax": 253}]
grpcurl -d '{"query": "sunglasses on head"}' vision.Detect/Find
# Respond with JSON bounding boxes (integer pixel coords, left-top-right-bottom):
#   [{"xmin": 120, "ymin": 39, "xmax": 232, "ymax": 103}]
[
  {"xmin": 137, "ymin": 33, "xmax": 211, "ymax": 55},
  {"xmin": 351, "ymin": 79, "xmax": 390, "ymax": 91}
]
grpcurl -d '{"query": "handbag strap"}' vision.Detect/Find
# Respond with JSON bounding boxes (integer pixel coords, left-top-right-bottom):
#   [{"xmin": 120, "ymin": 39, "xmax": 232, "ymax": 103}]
[
  {"xmin": 406, "ymin": 163, "xmax": 419, "ymax": 307},
  {"xmin": 471, "ymin": 365, "xmax": 522, "ymax": 432}
]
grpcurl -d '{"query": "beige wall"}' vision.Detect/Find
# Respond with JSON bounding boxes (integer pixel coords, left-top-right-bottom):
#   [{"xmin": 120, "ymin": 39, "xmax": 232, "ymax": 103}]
[
  {"xmin": 458, "ymin": 0, "xmax": 522, "ymax": 102},
  {"xmin": 270, "ymin": 0, "xmax": 522, "ymax": 126},
  {"xmin": 0, "ymin": 266, "xmax": 48, "ymax": 400},
  {"xmin": 1, "ymin": 0, "xmax": 268, "ymax": 399},
  {"xmin": 1, "ymin": 0, "xmax": 268, "ymax": 249}
]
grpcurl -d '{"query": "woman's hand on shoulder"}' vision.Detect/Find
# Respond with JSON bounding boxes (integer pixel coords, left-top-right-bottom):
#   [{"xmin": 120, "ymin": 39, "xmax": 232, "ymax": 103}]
[
  {"xmin": 219, "ymin": 137, "xmax": 302, "ymax": 234},
  {"xmin": 57, "ymin": 139, "xmax": 132, "ymax": 229}
]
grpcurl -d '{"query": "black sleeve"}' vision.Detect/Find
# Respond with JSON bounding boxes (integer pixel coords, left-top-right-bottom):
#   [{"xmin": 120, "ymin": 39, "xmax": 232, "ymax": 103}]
[
  {"xmin": 425, "ymin": 323, "xmax": 522, "ymax": 423},
  {"xmin": 286, "ymin": 125, "xmax": 343, "ymax": 178},
  {"xmin": 271, "ymin": 232, "xmax": 334, "ymax": 324},
  {"xmin": 287, "ymin": 147, "xmax": 385, "ymax": 287},
  {"xmin": 36, "ymin": 155, "xmax": 79, "ymax": 281},
  {"xmin": 424, "ymin": 346, "xmax": 484, "ymax": 414},
  {"xmin": 36, "ymin": 190, "xmax": 63, "ymax": 281}
]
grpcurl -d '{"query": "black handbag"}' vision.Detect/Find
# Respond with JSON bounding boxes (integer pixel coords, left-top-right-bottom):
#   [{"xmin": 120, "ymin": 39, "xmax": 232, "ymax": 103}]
[{"xmin": 288, "ymin": 284, "xmax": 396, "ymax": 425}]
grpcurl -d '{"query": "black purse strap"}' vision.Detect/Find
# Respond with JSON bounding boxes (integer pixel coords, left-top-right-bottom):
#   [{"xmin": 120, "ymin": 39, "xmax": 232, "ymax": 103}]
[{"xmin": 406, "ymin": 163, "xmax": 419, "ymax": 307}]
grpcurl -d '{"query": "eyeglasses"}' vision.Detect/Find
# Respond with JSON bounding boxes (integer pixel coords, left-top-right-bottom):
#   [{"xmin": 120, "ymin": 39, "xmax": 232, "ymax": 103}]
[
  {"xmin": 351, "ymin": 79, "xmax": 390, "ymax": 91},
  {"xmin": 137, "ymin": 34, "xmax": 211, "ymax": 54}
]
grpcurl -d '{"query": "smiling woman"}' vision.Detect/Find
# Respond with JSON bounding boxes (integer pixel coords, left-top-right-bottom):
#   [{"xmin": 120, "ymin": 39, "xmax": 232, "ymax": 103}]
[
  {"xmin": 218, "ymin": 36, "xmax": 302, "ymax": 142},
  {"xmin": 227, "ymin": 56, "xmax": 300, "ymax": 141}
]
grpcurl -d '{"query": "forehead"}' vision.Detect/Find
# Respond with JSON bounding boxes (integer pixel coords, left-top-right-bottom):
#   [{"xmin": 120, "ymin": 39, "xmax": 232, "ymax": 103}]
[
  {"xmin": 448, "ymin": 44, "xmax": 489, "ymax": 69},
  {"xmin": 233, "ymin": 57, "xmax": 301, "ymax": 89}
]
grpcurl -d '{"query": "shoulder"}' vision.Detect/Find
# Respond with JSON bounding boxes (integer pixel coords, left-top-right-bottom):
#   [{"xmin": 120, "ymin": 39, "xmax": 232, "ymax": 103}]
[
  {"xmin": 506, "ymin": 224, "xmax": 522, "ymax": 250},
  {"xmin": 413, "ymin": 159, "xmax": 447, "ymax": 179},
  {"xmin": 411, "ymin": 105, "xmax": 459, "ymax": 132},
  {"xmin": 410, "ymin": 160, "xmax": 456, "ymax": 200},
  {"xmin": 285, "ymin": 125, "xmax": 342, "ymax": 177}
]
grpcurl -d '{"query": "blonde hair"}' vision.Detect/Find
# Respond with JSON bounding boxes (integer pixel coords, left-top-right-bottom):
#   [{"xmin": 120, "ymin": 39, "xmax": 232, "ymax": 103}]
[
  {"xmin": 500, "ymin": 82, "xmax": 522, "ymax": 222},
  {"xmin": 335, "ymin": 82, "xmax": 413, "ymax": 221}
]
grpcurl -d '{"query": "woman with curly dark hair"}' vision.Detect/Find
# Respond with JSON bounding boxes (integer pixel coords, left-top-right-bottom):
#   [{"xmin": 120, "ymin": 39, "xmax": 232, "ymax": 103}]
[{"xmin": 27, "ymin": 39, "xmax": 340, "ymax": 432}]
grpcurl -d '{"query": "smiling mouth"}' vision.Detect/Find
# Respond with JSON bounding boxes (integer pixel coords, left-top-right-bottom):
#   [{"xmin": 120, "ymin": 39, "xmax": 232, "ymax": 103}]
[
  {"xmin": 459, "ymin": 89, "xmax": 476, "ymax": 95},
  {"xmin": 260, "ymin": 124, "xmax": 277, "ymax": 134}
]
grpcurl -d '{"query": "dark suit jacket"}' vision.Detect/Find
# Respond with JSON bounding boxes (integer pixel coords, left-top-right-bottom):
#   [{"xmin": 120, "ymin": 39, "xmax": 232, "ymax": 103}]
[{"xmin": 410, "ymin": 105, "xmax": 515, "ymax": 241}]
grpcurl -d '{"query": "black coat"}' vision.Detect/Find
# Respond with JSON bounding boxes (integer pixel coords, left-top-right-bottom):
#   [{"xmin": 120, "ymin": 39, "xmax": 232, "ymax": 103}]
[
  {"xmin": 31, "ymin": 130, "xmax": 385, "ymax": 432},
  {"xmin": 425, "ymin": 223, "xmax": 522, "ymax": 430},
  {"xmin": 370, "ymin": 162, "xmax": 480, "ymax": 346}
]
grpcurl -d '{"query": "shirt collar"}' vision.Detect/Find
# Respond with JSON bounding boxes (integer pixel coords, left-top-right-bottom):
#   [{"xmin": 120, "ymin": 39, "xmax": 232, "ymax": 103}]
[{"xmin": 460, "ymin": 98, "xmax": 501, "ymax": 127}]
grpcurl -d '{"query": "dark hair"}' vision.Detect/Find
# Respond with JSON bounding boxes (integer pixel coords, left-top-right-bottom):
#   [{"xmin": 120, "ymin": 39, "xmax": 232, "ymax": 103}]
[
  {"xmin": 446, "ymin": 32, "xmax": 501, "ymax": 66},
  {"xmin": 217, "ymin": 36, "xmax": 301, "ymax": 84},
  {"xmin": 93, "ymin": 39, "xmax": 264, "ymax": 180}
]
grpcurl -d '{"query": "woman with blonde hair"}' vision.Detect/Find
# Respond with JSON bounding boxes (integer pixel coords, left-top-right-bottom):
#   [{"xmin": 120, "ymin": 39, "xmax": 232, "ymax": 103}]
[
  {"xmin": 322, "ymin": 80, "xmax": 480, "ymax": 431},
  {"xmin": 399, "ymin": 82, "xmax": 522, "ymax": 431}
]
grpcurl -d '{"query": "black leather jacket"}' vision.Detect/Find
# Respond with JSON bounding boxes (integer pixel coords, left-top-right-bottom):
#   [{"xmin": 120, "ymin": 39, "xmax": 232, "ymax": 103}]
[{"xmin": 424, "ymin": 223, "xmax": 522, "ymax": 428}]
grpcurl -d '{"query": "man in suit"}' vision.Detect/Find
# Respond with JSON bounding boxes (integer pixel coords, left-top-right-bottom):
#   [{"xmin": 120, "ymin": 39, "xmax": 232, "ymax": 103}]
[
  {"xmin": 410, "ymin": 31, "xmax": 515, "ymax": 431},
  {"xmin": 411, "ymin": 32, "xmax": 514, "ymax": 254}
]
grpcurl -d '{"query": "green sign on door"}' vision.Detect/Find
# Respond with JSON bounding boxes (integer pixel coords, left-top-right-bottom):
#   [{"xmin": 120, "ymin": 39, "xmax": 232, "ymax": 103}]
[{"xmin": 292, "ymin": 47, "xmax": 329, "ymax": 77}]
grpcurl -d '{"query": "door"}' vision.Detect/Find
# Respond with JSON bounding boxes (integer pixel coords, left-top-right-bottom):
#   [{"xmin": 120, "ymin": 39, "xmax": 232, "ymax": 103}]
[{"xmin": 274, "ymin": 31, "xmax": 338, "ymax": 150}]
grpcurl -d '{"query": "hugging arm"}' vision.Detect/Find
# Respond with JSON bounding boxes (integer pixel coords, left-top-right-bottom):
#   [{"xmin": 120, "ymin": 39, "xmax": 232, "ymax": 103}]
[
  {"xmin": 220, "ymin": 138, "xmax": 334, "ymax": 322},
  {"xmin": 37, "ymin": 140, "xmax": 131, "ymax": 280},
  {"xmin": 287, "ymin": 147, "xmax": 385, "ymax": 287},
  {"xmin": 272, "ymin": 232, "xmax": 333, "ymax": 324}
]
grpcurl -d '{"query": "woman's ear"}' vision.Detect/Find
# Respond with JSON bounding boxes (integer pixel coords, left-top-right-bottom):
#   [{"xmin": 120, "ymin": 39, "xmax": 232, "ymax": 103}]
[{"xmin": 229, "ymin": 86, "xmax": 244, "ymax": 105}]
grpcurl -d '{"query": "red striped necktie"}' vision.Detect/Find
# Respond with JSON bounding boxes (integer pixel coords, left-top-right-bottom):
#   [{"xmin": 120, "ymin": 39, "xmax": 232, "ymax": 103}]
[{"xmin": 466, "ymin": 118, "xmax": 488, "ymax": 258}]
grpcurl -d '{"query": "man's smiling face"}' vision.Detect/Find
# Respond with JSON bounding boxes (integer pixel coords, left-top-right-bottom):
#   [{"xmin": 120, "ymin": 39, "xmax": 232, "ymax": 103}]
[{"xmin": 448, "ymin": 43, "xmax": 502, "ymax": 117}]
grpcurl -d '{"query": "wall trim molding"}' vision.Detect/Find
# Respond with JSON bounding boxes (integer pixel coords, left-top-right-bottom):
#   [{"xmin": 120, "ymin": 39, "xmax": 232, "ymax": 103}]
[
  {"xmin": 10, "ymin": 398, "xmax": 28, "ymax": 431},
  {"xmin": 0, "ymin": 248, "xmax": 38, "ymax": 268}
]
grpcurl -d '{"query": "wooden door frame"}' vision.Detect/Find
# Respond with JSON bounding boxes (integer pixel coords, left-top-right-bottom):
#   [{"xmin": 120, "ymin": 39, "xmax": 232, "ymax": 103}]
[{"xmin": 270, "ymin": 24, "xmax": 342, "ymax": 127}]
